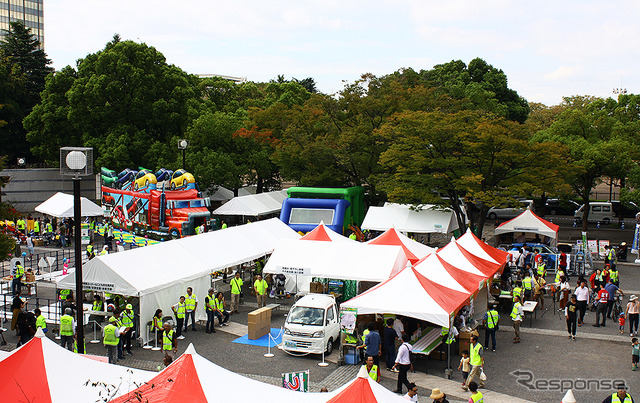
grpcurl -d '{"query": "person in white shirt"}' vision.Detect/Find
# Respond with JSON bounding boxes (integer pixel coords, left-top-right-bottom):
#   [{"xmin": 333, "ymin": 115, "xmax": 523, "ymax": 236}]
[
  {"xmin": 403, "ymin": 382, "xmax": 418, "ymax": 401},
  {"xmin": 393, "ymin": 333, "xmax": 412, "ymax": 394},
  {"xmin": 574, "ymin": 280, "xmax": 590, "ymax": 326}
]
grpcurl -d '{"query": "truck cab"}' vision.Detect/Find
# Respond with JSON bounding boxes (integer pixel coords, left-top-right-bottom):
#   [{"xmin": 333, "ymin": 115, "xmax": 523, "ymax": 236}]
[{"xmin": 282, "ymin": 294, "xmax": 340, "ymax": 355}]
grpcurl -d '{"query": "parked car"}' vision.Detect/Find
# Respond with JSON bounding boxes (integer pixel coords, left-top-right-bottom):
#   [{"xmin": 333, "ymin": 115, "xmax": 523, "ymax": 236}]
[
  {"xmin": 611, "ymin": 200, "xmax": 640, "ymax": 219},
  {"xmin": 505, "ymin": 243, "xmax": 559, "ymax": 270},
  {"xmin": 545, "ymin": 199, "xmax": 580, "ymax": 216},
  {"xmin": 487, "ymin": 200, "xmax": 534, "ymax": 220},
  {"xmin": 282, "ymin": 294, "xmax": 340, "ymax": 355},
  {"xmin": 573, "ymin": 202, "xmax": 613, "ymax": 224}
]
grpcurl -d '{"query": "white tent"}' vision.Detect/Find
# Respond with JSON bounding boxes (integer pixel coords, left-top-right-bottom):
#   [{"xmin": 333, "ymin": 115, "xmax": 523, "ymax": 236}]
[
  {"xmin": 58, "ymin": 219, "xmax": 300, "ymax": 342},
  {"xmin": 213, "ymin": 190, "xmax": 287, "ymax": 216},
  {"xmin": 366, "ymin": 228, "xmax": 434, "ymax": 263},
  {"xmin": 494, "ymin": 209, "xmax": 560, "ymax": 246},
  {"xmin": 361, "ymin": 203, "xmax": 459, "ymax": 234},
  {"xmin": 299, "ymin": 223, "xmax": 357, "ymax": 244},
  {"xmin": 263, "ymin": 240, "xmax": 408, "ymax": 293},
  {"xmin": 35, "ymin": 192, "xmax": 104, "ymax": 218}
]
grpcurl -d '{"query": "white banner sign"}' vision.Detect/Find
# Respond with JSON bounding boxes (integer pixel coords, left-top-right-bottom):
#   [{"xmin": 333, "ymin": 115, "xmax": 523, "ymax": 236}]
[{"xmin": 276, "ymin": 266, "xmax": 310, "ymax": 276}]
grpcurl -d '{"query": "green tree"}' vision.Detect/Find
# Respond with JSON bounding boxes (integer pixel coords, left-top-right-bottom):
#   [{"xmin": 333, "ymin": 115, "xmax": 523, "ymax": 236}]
[
  {"xmin": 378, "ymin": 110, "xmax": 566, "ymax": 237},
  {"xmin": 25, "ymin": 35, "xmax": 201, "ymax": 171},
  {"xmin": 532, "ymin": 96, "xmax": 633, "ymax": 230},
  {"xmin": 0, "ymin": 21, "xmax": 52, "ymax": 163}
]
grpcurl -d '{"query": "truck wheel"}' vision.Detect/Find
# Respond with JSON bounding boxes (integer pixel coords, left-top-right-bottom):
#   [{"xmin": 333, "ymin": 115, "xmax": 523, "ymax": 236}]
[
  {"xmin": 488, "ymin": 213, "xmax": 497, "ymax": 220},
  {"xmin": 134, "ymin": 182, "xmax": 138, "ymax": 190},
  {"xmin": 182, "ymin": 179, "xmax": 187, "ymax": 188},
  {"xmin": 325, "ymin": 337, "xmax": 333, "ymax": 355},
  {"xmin": 171, "ymin": 182, "xmax": 176, "ymax": 190},
  {"xmin": 170, "ymin": 229, "xmax": 180, "ymax": 239},
  {"xmin": 145, "ymin": 179, "xmax": 149, "ymax": 188}
]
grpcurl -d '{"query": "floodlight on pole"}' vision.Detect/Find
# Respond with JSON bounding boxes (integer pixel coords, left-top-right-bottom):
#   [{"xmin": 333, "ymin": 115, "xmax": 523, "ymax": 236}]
[{"xmin": 177, "ymin": 139, "xmax": 189, "ymax": 170}]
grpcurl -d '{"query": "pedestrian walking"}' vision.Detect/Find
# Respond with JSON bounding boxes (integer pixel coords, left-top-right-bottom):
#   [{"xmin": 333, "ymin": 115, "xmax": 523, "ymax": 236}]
[
  {"xmin": 605, "ymin": 279, "xmax": 624, "ymax": 319},
  {"xmin": 458, "ymin": 350, "xmax": 470, "ymax": 386},
  {"xmin": 467, "ymin": 381, "xmax": 483, "ymax": 403},
  {"xmin": 626, "ymin": 295, "xmax": 639, "ymax": 337},
  {"xmin": 161, "ymin": 322, "xmax": 178, "ymax": 360},
  {"xmin": 60, "ymin": 307, "xmax": 75, "ymax": 352},
  {"xmin": 103, "ymin": 319, "xmax": 120, "ymax": 364},
  {"xmin": 575, "ymin": 280, "xmax": 590, "ymax": 326},
  {"xmin": 483, "ymin": 307, "xmax": 499, "ymax": 351},
  {"xmin": 601, "ymin": 383, "xmax": 634, "ymax": 402},
  {"xmin": 393, "ymin": 333, "xmax": 413, "ymax": 394},
  {"xmin": 383, "ymin": 318, "xmax": 398, "ymax": 371},
  {"xmin": 511, "ymin": 295, "xmax": 524, "ymax": 343},
  {"xmin": 171, "ymin": 296, "xmax": 186, "ymax": 340},
  {"xmin": 565, "ymin": 294, "xmax": 578, "ymax": 340},
  {"xmin": 183, "ymin": 287, "xmax": 198, "ymax": 332},
  {"xmin": 230, "ymin": 272, "xmax": 243, "ymax": 313},
  {"xmin": 462, "ymin": 335, "xmax": 484, "ymax": 391},
  {"xmin": 633, "ymin": 338, "xmax": 640, "ymax": 371},
  {"xmin": 121, "ymin": 304, "xmax": 135, "ymax": 355},
  {"xmin": 429, "ymin": 388, "xmax": 449, "ymax": 402}
]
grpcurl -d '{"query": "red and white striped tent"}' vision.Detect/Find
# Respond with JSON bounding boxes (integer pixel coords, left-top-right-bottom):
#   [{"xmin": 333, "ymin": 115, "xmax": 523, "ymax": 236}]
[
  {"xmin": 366, "ymin": 228, "xmax": 435, "ymax": 264},
  {"xmin": 0, "ymin": 329, "xmax": 152, "ymax": 402},
  {"xmin": 300, "ymin": 223, "xmax": 356, "ymax": 243},
  {"xmin": 326, "ymin": 366, "xmax": 409, "ymax": 403}
]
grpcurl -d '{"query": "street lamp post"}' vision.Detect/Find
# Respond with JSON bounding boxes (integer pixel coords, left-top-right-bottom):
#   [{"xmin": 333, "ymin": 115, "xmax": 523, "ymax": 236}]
[
  {"xmin": 178, "ymin": 139, "xmax": 189, "ymax": 170},
  {"xmin": 60, "ymin": 147, "xmax": 93, "ymax": 354}
]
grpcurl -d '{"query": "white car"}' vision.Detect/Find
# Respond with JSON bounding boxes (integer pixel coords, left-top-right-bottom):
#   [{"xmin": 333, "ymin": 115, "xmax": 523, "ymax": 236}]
[
  {"xmin": 487, "ymin": 200, "xmax": 534, "ymax": 220},
  {"xmin": 282, "ymin": 294, "xmax": 340, "ymax": 355}
]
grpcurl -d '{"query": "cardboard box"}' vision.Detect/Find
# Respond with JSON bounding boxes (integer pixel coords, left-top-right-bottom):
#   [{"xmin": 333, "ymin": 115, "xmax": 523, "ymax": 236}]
[
  {"xmin": 458, "ymin": 330, "xmax": 479, "ymax": 340},
  {"xmin": 25, "ymin": 273, "xmax": 35, "ymax": 283},
  {"xmin": 248, "ymin": 306, "xmax": 272, "ymax": 339}
]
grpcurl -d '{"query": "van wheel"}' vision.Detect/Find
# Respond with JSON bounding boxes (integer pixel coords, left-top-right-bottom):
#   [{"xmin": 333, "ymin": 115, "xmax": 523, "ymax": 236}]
[
  {"xmin": 325, "ymin": 338, "xmax": 333, "ymax": 355},
  {"xmin": 603, "ymin": 218, "xmax": 610, "ymax": 225}
]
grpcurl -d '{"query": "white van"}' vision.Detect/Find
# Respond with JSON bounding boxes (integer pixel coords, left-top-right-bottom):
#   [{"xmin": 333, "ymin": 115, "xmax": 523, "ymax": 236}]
[
  {"xmin": 574, "ymin": 202, "xmax": 613, "ymax": 224},
  {"xmin": 282, "ymin": 294, "xmax": 340, "ymax": 355}
]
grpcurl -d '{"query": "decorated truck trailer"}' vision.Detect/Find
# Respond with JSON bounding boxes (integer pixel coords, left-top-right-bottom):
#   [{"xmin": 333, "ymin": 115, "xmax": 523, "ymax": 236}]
[{"xmin": 101, "ymin": 167, "xmax": 213, "ymax": 239}]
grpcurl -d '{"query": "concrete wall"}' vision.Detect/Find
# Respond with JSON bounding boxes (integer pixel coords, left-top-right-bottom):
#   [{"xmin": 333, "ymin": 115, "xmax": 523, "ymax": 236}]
[{"xmin": 1, "ymin": 168, "xmax": 98, "ymax": 214}]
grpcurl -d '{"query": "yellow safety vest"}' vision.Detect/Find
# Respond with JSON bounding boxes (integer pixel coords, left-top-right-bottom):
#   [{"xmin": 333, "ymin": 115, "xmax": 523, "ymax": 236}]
[
  {"xmin": 555, "ymin": 270, "xmax": 565, "ymax": 283},
  {"xmin": 153, "ymin": 316, "xmax": 163, "ymax": 331},
  {"xmin": 60, "ymin": 314, "xmax": 74, "ymax": 336},
  {"xmin": 174, "ymin": 302, "xmax": 186, "ymax": 318},
  {"xmin": 523, "ymin": 277, "xmax": 533, "ymax": 290},
  {"xmin": 34, "ymin": 221, "xmax": 40, "ymax": 233},
  {"xmin": 121, "ymin": 310, "xmax": 134, "ymax": 327},
  {"xmin": 215, "ymin": 298, "xmax": 224, "ymax": 311},
  {"xmin": 471, "ymin": 391, "xmax": 484, "ymax": 402},
  {"xmin": 46, "ymin": 223, "xmax": 52, "ymax": 232},
  {"xmin": 103, "ymin": 324, "xmax": 118, "ymax": 346},
  {"xmin": 610, "ymin": 271, "xmax": 619, "ymax": 282},
  {"xmin": 611, "ymin": 393, "xmax": 633, "ymax": 403},
  {"xmin": 15, "ymin": 264, "xmax": 24, "ymax": 279},
  {"xmin": 163, "ymin": 330, "xmax": 174, "ymax": 351},
  {"xmin": 73, "ymin": 339, "xmax": 86, "ymax": 354},
  {"xmin": 345, "ymin": 333, "xmax": 358, "ymax": 344},
  {"xmin": 512, "ymin": 287, "xmax": 522, "ymax": 300},
  {"xmin": 87, "ymin": 244, "xmax": 93, "ymax": 255},
  {"xmin": 92, "ymin": 300, "xmax": 104, "ymax": 311},
  {"xmin": 59, "ymin": 289, "xmax": 71, "ymax": 301},
  {"xmin": 205, "ymin": 295, "xmax": 215, "ymax": 311},
  {"xmin": 511, "ymin": 302, "xmax": 523, "ymax": 320},
  {"xmin": 109, "ymin": 316, "xmax": 122, "ymax": 327},
  {"xmin": 254, "ymin": 279, "xmax": 268, "ymax": 295},
  {"xmin": 486, "ymin": 310, "xmax": 499, "ymax": 329},
  {"xmin": 36, "ymin": 315, "xmax": 47, "ymax": 330},
  {"xmin": 231, "ymin": 278, "xmax": 243, "ymax": 295},
  {"xmin": 185, "ymin": 294, "xmax": 196, "ymax": 311},
  {"xmin": 537, "ymin": 263, "xmax": 546, "ymax": 276},
  {"xmin": 470, "ymin": 342, "xmax": 482, "ymax": 366},
  {"xmin": 364, "ymin": 364, "xmax": 378, "ymax": 381},
  {"xmin": 361, "ymin": 328, "xmax": 370, "ymax": 343}
]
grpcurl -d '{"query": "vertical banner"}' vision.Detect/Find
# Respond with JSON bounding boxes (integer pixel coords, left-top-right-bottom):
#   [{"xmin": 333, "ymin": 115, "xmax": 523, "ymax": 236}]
[
  {"xmin": 581, "ymin": 232, "xmax": 588, "ymax": 252},
  {"xmin": 632, "ymin": 224, "xmax": 640, "ymax": 255},
  {"xmin": 81, "ymin": 222, "xmax": 90, "ymax": 245},
  {"xmin": 598, "ymin": 240, "xmax": 609, "ymax": 257},
  {"xmin": 282, "ymin": 370, "xmax": 309, "ymax": 392}
]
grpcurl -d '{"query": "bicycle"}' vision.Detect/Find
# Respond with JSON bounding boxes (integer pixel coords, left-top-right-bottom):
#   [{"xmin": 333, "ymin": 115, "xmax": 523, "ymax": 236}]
[{"xmin": 611, "ymin": 295, "xmax": 623, "ymax": 319}]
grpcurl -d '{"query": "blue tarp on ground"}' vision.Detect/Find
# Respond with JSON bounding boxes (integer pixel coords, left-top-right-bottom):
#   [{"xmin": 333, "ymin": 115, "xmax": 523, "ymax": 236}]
[{"xmin": 231, "ymin": 328, "xmax": 283, "ymax": 347}]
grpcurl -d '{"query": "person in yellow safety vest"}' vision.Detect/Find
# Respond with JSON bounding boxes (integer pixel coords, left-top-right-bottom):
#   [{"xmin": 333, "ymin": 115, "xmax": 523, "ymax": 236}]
[
  {"xmin": 121, "ymin": 304, "xmax": 135, "ymax": 356},
  {"xmin": 254, "ymin": 274, "xmax": 268, "ymax": 308},
  {"xmin": 73, "ymin": 339, "xmax": 86, "ymax": 354},
  {"xmin": 468, "ymin": 381, "xmax": 484, "ymax": 402},
  {"xmin": 537, "ymin": 261, "xmax": 546, "ymax": 277},
  {"xmin": 511, "ymin": 296, "xmax": 524, "ymax": 343},
  {"xmin": 183, "ymin": 287, "xmax": 198, "ymax": 332},
  {"xmin": 555, "ymin": 268, "xmax": 566, "ymax": 284},
  {"xmin": 221, "ymin": 221, "xmax": 227, "ymax": 229},
  {"xmin": 213, "ymin": 291, "xmax": 230, "ymax": 327},
  {"xmin": 59, "ymin": 307, "xmax": 75, "ymax": 352},
  {"xmin": 610, "ymin": 267, "xmax": 620, "ymax": 286},
  {"xmin": 45, "ymin": 221, "xmax": 53, "ymax": 234},
  {"xmin": 362, "ymin": 355, "xmax": 380, "ymax": 383},
  {"xmin": 100, "ymin": 245, "xmax": 109, "ymax": 256},
  {"xmin": 162, "ymin": 322, "xmax": 178, "ymax": 359},
  {"xmin": 33, "ymin": 219, "xmax": 40, "ymax": 235},
  {"xmin": 34, "ymin": 308, "xmax": 47, "ymax": 333},
  {"xmin": 462, "ymin": 335, "xmax": 485, "ymax": 391},
  {"xmin": 171, "ymin": 295, "xmax": 186, "ymax": 340},
  {"xmin": 349, "ymin": 232, "xmax": 357, "ymax": 241},
  {"xmin": 512, "ymin": 281, "xmax": 523, "ymax": 302},
  {"xmin": 522, "ymin": 275, "xmax": 533, "ymax": 301},
  {"xmin": 12, "ymin": 261, "xmax": 24, "ymax": 296},
  {"xmin": 16, "ymin": 217, "xmax": 25, "ymax": 232},
  {"xmin": 152, "ymin": 309, "xmax": 164, "ymax": 343},
  {"xmin": 483, "ymin": 308, "xmax": 499, "ymax": 351},
  {"xmin": 361, "ymin": 327, "xmax": 370, "ymax": 344},
  {"xmin": 86, "ymin": 241, "xmax": 94, "ymax": 260},
  {"xmin": 603, "ymin": 383, "xmax": 633, "ymax": 403},
  {"xmin": 204, "ymin": 288, "xmax": 217, "ymax": 334},
  {"xmin": 230, "ymin": 272, "xmax": 243, "ymax": 313},
  {"xmin": 103, "ymin": 321, "xmax": 120, "ymax": 364},
  {"xmin": 109, "ymin": 310, "xmax": 125, "ymax": 360}
]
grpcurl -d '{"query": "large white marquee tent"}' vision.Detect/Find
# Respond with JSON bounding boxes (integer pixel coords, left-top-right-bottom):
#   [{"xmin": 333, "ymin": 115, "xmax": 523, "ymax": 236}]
[
  {"xmin": 361, "ymin": 203, "xmax": 459, "ymax": 234},
  {"xmin": 35, "ymin": 192, "xmax": 104, "ymax": 218},
  {"xmin": 212, "ymin": 190, "xmax": 287, "ymax": 216},
  {"xmin": 58, "ymin": 219, "xmax": 300, "ymax": 342}
]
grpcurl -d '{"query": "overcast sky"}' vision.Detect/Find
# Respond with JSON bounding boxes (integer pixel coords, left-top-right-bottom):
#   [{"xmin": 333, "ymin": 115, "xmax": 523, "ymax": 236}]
[{"xmin": 44, "ymin": 0, "xmax": 639, "ymax": 106}]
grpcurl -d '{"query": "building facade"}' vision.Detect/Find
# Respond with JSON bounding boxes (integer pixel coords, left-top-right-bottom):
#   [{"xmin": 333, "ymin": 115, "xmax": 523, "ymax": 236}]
[{"xmin": 0, "ymin": 0, "xmax": 44, "ymax": 47}]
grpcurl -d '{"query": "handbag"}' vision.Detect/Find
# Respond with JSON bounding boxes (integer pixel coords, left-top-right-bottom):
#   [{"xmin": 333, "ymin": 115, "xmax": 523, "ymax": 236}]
[{"xmin": 480, "ymin": 368, "xmax": 487, "ymax": 381}]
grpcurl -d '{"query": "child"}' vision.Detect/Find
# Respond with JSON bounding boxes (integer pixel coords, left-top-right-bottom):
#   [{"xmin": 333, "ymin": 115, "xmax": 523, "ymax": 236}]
[
  {"xmin": 62, "ymin": 258, "xmax": 68, "ymax": 275},
  {"xmin": 633, "ymin": 338, "xmax": 639, "ymax": 371},
  {"xmin": 620, "ymin": 312, "xmax": 626, "ymax": 334},
  {"xmin": 458, "ymin": 350, "xmax": 470, "ymax": 385}
]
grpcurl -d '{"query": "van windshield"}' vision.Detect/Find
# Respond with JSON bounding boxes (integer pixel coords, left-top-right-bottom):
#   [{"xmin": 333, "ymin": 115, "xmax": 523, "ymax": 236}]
[{"xmin": 287, "ymin": 306, "xmax": 325, "ymax": 326}]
